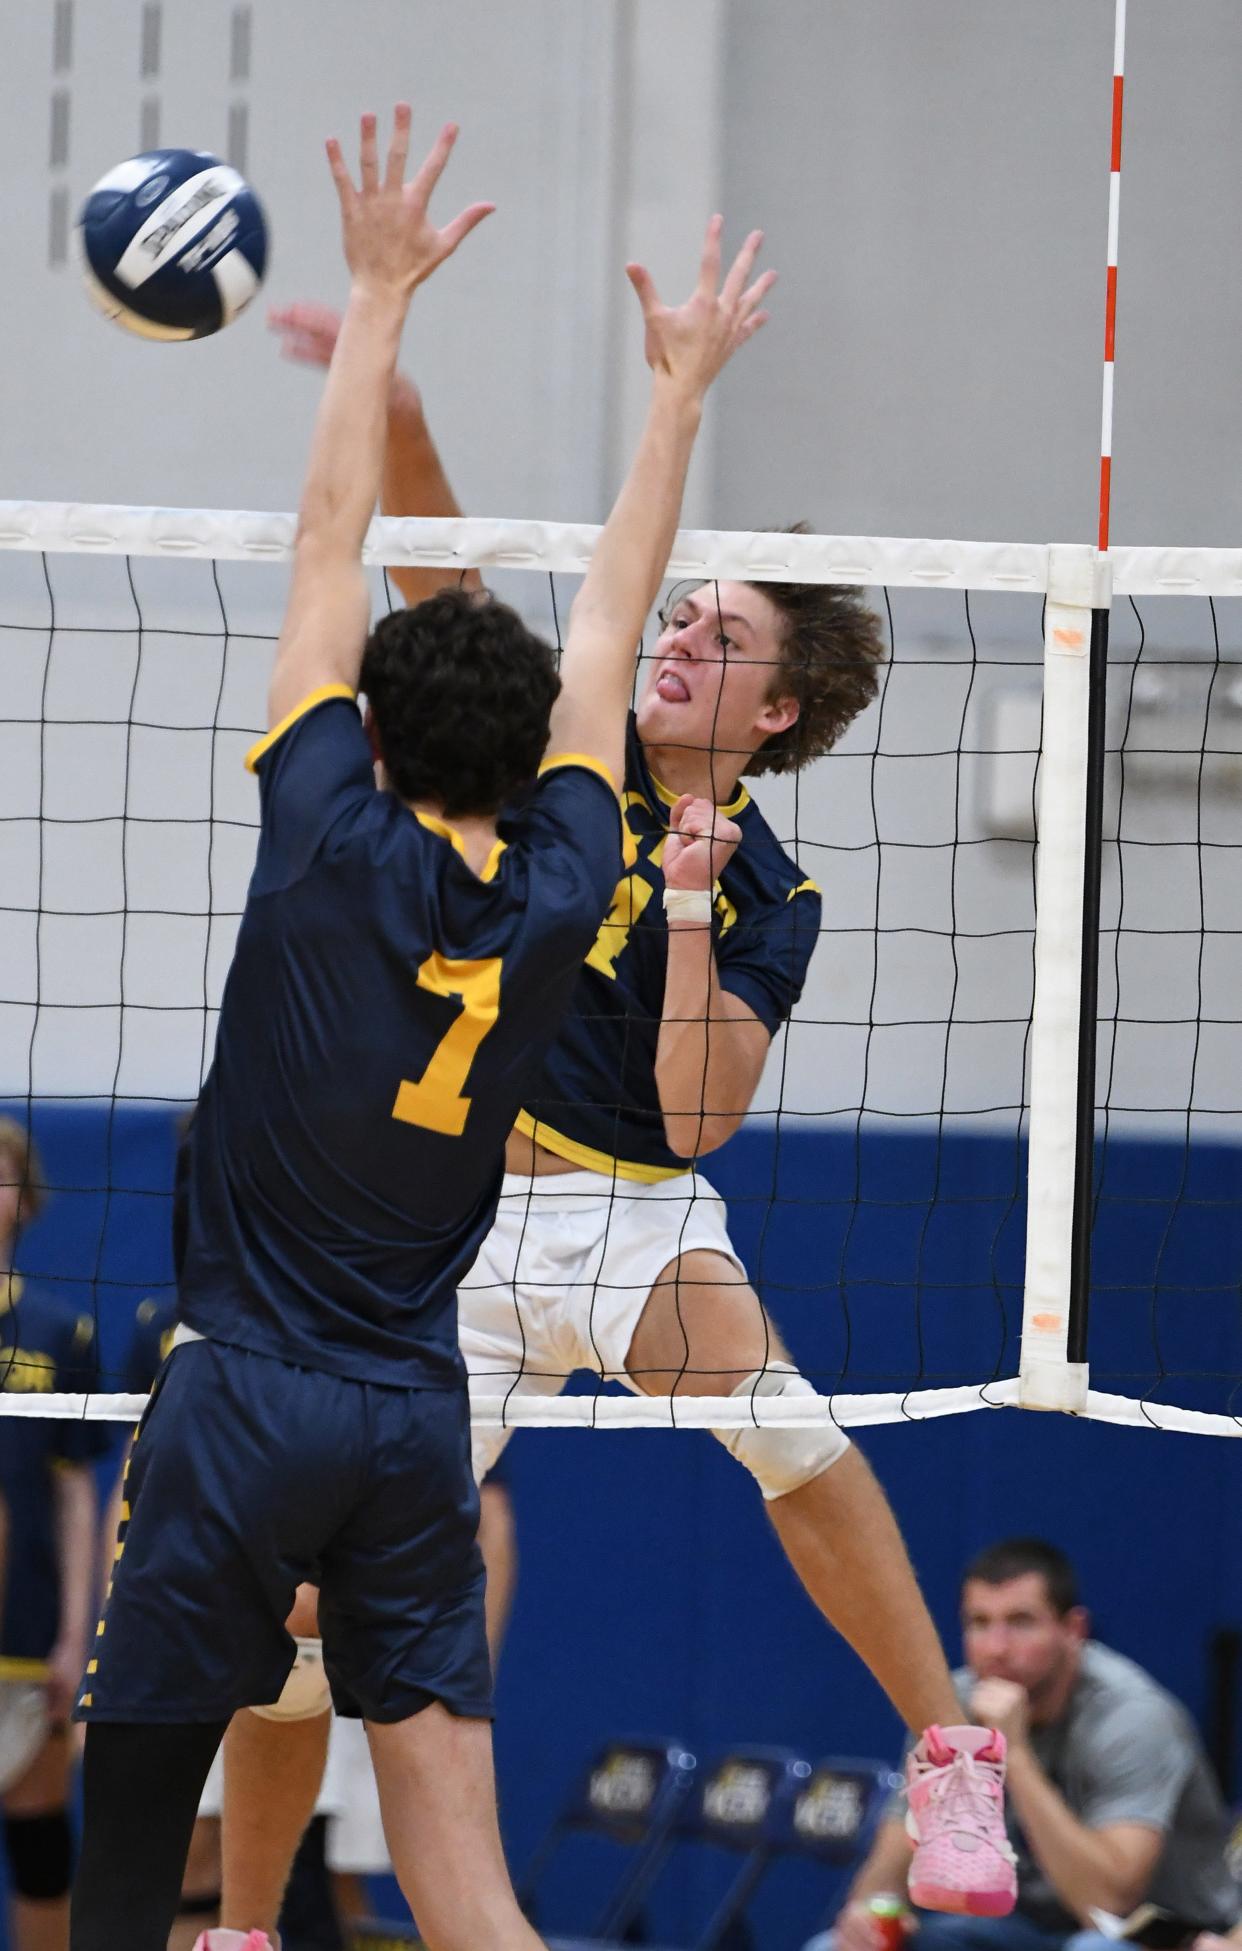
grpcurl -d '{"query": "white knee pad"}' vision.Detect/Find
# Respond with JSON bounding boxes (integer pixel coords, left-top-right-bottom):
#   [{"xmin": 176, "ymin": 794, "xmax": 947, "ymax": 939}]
[
  {"xmin": 715, "ymin": 1363, "xmax": 851, "ymax": 1500},
  {"xmin": 250, "ymin": 1637, "xmax": 331, "ymax": 1723}
]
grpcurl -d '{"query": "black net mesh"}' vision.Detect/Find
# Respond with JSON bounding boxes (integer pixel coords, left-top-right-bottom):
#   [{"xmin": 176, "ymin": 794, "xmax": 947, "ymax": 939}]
[
  {"xmin": 1091, "ymin": 594, "xmax": 1242, "ymax": 1420},
  {"xmin": 10, "ymin": 544, "xmax": 1238, "ymax": 1426},
  {"xmin": 0, "ymin": 544, "xmax": 1051, "ymax": 1417}
]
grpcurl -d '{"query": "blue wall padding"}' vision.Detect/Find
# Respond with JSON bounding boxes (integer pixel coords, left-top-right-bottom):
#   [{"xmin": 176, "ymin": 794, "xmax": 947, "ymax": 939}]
[{"xmin": 3, "ymin": 1104, "xmax": 1239, "ymax": 1948}]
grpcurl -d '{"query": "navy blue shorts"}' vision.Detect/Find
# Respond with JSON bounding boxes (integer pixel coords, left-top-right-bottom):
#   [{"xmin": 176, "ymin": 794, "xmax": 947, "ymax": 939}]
[{"xmin": 78, "ymin": 1339, "xmax": 492, "ymax": 1726}]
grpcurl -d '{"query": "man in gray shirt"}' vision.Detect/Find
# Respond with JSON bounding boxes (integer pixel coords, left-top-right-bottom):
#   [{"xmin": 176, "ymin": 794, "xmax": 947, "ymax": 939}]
[{"xmin": 820, "ymin": 1539, "xmax": 1238, "ymax": 1951}]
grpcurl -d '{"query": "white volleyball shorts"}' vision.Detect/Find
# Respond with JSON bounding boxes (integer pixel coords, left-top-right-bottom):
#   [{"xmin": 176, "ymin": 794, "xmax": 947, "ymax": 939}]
[{"xmin": 460, "ymin": 1166, "xmax": 745, "ymax": 1481}]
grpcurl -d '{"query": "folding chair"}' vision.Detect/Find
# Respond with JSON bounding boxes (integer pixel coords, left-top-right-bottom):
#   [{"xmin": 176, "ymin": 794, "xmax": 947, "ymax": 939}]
[
  {"xmin": 782, "ymin": 1758, "xmax": 904, "ymax": 1947},
  {"xmin": 667, "ymin": 1745, "xmax": 816, "ymax": 1951},
  {"xmin": 783, "ymin": 1758, "xmax": 901, "ymax": 1868},
  {"xmin": 520, "ymin": 1734, "xmax": 697, "ymax": 1944}
]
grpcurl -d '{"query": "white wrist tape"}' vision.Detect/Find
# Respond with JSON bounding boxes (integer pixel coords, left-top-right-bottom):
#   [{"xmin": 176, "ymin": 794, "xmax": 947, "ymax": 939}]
[{"xmin": 663, "ymin": 887, "xmax": 713, "ymax": 925}]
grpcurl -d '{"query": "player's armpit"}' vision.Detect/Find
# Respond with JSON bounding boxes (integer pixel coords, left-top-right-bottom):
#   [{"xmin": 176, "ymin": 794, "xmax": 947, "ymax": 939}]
[{"xmin": 267, "ymin": 541, "xmax": 371, "ymax": 730}]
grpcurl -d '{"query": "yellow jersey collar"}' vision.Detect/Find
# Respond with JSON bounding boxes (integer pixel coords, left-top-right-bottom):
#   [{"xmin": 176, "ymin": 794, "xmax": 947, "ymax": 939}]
[{"xmin": 647, "ymin": 768, "xmax": 750, "ymax": 819}]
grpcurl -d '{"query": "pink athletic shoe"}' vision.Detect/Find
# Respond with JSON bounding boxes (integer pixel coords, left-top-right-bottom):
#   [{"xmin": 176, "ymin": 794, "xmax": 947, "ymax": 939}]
[
  {"xmin": 191, "ymin": 1932, "xmax": 275, "ymax": 1950},
  {"xmin": 905, "ymin": 1724, "xmax": 1017, "ymax": 1916}
]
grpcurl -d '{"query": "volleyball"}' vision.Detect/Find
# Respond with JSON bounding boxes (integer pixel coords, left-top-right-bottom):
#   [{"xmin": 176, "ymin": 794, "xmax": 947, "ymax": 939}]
[{"xmin": 79, "ymin": 148, "xmax": 268, "ymax": 341}]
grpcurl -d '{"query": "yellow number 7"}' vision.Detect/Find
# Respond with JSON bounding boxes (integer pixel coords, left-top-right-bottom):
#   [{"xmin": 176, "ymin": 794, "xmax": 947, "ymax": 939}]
[{"xmin": 392, "ymin": 954, "xmax": 503, "ymax": 1137}]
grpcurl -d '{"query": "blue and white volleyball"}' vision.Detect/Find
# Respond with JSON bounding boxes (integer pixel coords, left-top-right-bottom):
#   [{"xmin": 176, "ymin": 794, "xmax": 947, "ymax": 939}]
[{"xmin": 79, "ymin": 148, "xmax": 268, "ymax": 341}]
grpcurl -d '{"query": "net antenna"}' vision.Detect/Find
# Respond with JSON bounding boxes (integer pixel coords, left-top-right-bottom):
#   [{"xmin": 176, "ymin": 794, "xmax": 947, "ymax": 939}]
[{"xmin": 1018, "ymin": 0, "xmax": 1126, "ymax": 1415}]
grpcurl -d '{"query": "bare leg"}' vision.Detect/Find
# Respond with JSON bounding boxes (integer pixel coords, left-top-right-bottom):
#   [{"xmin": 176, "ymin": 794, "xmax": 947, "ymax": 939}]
[
  {"xmin": 367, "ymin": 1706, "xmax": 544, "ymax": 1951},
  {"xmin": 477, "ymin": 1479, "xmax": 518, "ymax": 1669},
  {"xmin": 219, "ymin": 1709, "xmax": 331, "ymax": 1937},
  {"xmin": 625, "ymin": 1249, "xmax": 961, "ymax": 1732},
  {"xmin": 6, "ymin": 1731, "xmax": 71, "ymax": 1951},
  {"xmin": 330, "ymin": 1871, "xmax": 369, "ymax": 1926}
]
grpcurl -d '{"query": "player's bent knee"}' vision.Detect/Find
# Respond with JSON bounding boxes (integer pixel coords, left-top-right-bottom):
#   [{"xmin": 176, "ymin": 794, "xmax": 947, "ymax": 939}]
[
  {"xmin": 5, "ymin": 1808, "xmax": 73, "ymax": 1901},
  {"xmin": 715, "ymin": 1363, "xmax": 850, "ymax": 1500},
  {"xmin": 249, "ymin": 1637, "xmax": 331, "ymax": 1722}
]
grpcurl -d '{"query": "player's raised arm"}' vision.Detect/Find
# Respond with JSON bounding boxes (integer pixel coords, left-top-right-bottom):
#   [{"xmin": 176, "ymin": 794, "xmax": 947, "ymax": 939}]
[
  {"xmin": 268, "ymin": 300, "xmax": 485, "ymax": 606},
  {"xmin": 267, "ymin": 108, "xmax": 493, "ymax": 730},
  {"xmin": 548, "ymin": 218, "xmax": 775, "ymax": 788}
]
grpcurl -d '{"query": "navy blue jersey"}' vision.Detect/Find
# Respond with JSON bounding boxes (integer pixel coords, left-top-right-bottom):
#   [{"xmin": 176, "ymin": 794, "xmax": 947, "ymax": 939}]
[
  {"xmin": 517, "ymin": 715, "xmax": 821, "ymax": 1181},
  {"xmin": 124, "ymin": 1294, "xmax": 178, "ymax": 1394},
  {"xmin": 0, "ymin": 1275, "xmax": 107, "ymax": 1670},
  {"xmin": 179, "ymin": 687, "xmax": 622, "ymax": 1387}
]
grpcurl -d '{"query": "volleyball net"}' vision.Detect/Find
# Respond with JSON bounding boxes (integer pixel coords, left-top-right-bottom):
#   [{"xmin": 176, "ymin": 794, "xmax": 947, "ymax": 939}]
[{"xmin": 0, "ymin": 504, "xmax": 1238, "ymax": 1435}]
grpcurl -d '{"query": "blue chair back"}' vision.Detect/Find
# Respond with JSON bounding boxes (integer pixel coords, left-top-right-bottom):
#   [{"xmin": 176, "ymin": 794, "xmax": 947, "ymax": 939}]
[
  {"xmin": 674, "ymin": 1746, "xmax": 814, "ymax": 1951},
  {"xmin": 783, "ymin": 1758, "xmax": 901, "ymax": 1867},
  {"xmin": 520, "ymin": 1734, "xmax": 697, "ymax": 1941}
]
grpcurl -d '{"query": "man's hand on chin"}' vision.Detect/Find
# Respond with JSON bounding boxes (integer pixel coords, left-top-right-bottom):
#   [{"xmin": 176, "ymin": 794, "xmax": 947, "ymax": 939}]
[{"xmin": 971, "ymin": 1676, "xmax": 1031, "ymax": 1750}]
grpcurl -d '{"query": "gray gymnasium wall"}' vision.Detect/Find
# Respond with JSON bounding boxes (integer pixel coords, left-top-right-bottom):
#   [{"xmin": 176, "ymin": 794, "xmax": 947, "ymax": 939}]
[{"xmin": 1, "ymin": 0, "xmax": 1239, "ymax": 1128}]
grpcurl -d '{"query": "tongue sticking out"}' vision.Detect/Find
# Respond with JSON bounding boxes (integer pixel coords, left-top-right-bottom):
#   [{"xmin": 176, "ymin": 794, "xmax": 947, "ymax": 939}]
[{"xmin": 656, "ymin": 670, "xmax": 690, "ymax": 703}]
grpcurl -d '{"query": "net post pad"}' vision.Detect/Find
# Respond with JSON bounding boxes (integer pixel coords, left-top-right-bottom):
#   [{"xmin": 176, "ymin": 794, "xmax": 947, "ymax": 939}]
[{"xmin": 1017, "ymin": 1359, "xmax": 1089, "ymax": 1413}]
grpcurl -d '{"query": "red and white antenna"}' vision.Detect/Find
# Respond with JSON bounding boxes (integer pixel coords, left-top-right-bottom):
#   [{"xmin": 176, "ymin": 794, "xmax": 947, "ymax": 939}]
[{"xmin": 1098, "ymin": 0, "xmax": 1127, "ymax": 552}]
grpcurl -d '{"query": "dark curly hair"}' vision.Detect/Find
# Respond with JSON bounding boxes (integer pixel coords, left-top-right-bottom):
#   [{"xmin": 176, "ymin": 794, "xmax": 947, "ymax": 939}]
[
  {"xmin": 741, "ymin": 524, "xmax": 887, "ymax": 778},
  {"xmin": 360, "ymin": 588, "xmax": 561, "ymax": 817}
]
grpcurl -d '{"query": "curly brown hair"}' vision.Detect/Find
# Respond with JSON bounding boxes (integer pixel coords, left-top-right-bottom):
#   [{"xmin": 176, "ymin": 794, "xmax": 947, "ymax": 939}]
[{"xmin": 742, "ymin": 524, "xmax": 886, "ymax": 778}]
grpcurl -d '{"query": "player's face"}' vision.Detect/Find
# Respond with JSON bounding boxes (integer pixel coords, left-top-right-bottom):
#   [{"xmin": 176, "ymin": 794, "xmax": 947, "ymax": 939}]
[
  {"xmin": 961, "ymin": 1574, "xmax": 1085, "ymax": 1706},
  {"xmin": 635, "ymin": 581, "xmax": 799, "ymax": 770}
]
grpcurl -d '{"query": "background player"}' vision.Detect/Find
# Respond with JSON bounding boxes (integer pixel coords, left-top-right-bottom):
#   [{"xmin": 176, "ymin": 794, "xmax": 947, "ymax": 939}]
[
  {"xmin": 0, "ymin": 1116, "xmax": 106, "ymax": 1951},
  {"xmin": 69, "ymin": 103, "xmax": 776, "ymax": 1951},
  {"xmin": 251, "ymin": 292, "xmax": 1020, "ymax": 1919}
]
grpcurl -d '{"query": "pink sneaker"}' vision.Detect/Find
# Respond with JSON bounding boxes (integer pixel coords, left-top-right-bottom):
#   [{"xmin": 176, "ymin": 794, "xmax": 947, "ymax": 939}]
[
  {"xmin": 191, "ymin": 1933, "xmax": 276, "ymax": 1950},
  {"xmin": 905, "ymin": 1725, "xmax": 1017, "ymax": 1916}
]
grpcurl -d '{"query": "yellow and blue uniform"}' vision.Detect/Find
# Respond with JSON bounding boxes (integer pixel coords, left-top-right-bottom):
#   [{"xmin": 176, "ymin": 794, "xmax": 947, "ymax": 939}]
[
  {"xmin": 80, "ymin": 688, "xmax": 622, "ymax": 1727},
  {"xmin": 123, "ymin": 1295, "xmax": 177, "ymax": 1397},
  {"xmin": 0, "ymin": 1275, "xmax": 107, "ymax": 1682},
  {"xmin": 518, "ymin": 714, "xmax": 823, "ymax": 1182}
]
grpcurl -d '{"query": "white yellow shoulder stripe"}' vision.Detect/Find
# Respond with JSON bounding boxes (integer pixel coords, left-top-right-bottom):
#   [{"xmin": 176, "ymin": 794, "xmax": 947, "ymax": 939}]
[{"xmin": 245, "ymin": 683, "xmax": 357, "ymax": 774}]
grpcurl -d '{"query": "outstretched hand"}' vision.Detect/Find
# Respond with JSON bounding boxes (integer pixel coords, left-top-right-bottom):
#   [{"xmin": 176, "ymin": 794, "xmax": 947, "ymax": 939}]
[
  {"xmin": 626, "ymin": 216, "xmax": 776, "ymax": 402},
  {"xmin": 268, "ymin": 300, "xmax": 345, "ymax": 369},
  {"xmin": 326, "ymin": 104, "xmax": 494, "ymax": 298},
  {"xmin": 268, "ymin": 300, "xmax": 424, "ymax": 415}
]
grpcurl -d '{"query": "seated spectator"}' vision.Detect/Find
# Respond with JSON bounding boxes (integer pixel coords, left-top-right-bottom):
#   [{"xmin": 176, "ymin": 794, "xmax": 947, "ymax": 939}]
[
  {"xmin": 810, "ymin": 1538, "xmax": 1239, "ymax": 1951},
  {"xmin": 0, "ymin": 1115, "xmax": 109, "ymax": 1951}
]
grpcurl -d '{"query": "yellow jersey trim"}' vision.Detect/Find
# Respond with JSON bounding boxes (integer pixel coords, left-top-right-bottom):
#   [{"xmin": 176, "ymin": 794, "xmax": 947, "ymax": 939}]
[
  {"xmin": 648, "ymin": 768, "xmax": 750, "ymax": 819},
  {"xmin": 538, "ymin": 753, "xmax": 622, "ymax": 797},
  {"xmin": 245, "ymin": 683, "xmax": 357, "ymax": 774},
  {"xmin": 787, "ymin": 878, "xmax": 822, "ymax": 901},
  {"xmin": 513, "ymin": 1110, "xmax": 683, "ymax": 1184},
  {"xmin": 0, "ymin": 1656, "xmax": 48, "ymax": 1682},
  {"xmin": 0, "ymin": 1271, "xmax": 23, "ymax": 1314},
  {"xmin": 539, "ymin": 754, "xmax": 634, "ymax": 866},
  {"xmin": 413, "ymin": 813, "xmax": 507, "ymax": 885}
]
